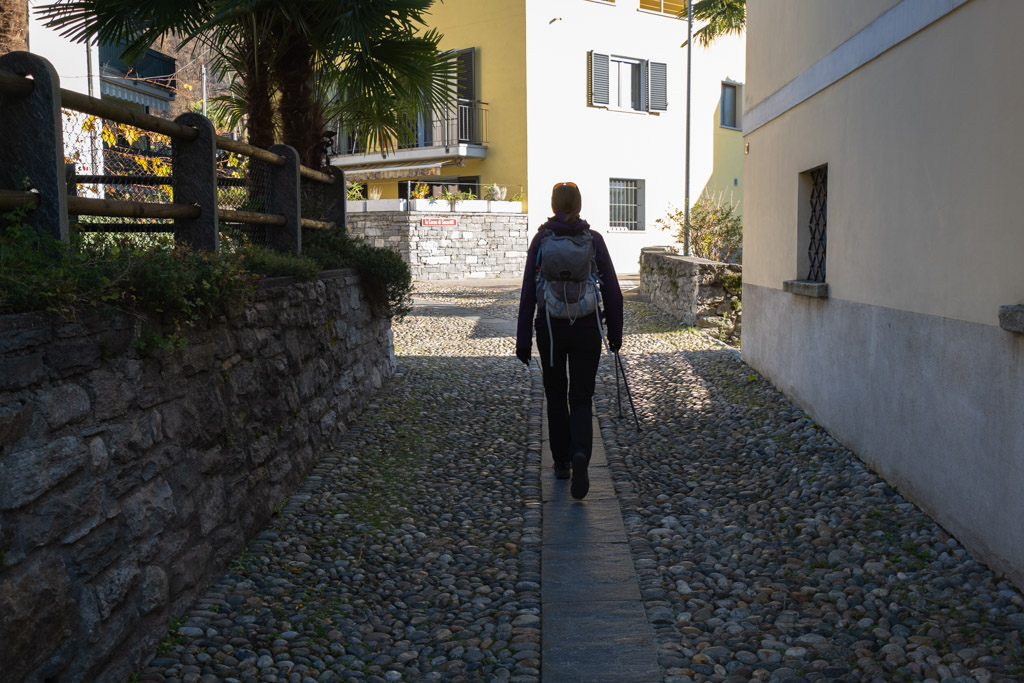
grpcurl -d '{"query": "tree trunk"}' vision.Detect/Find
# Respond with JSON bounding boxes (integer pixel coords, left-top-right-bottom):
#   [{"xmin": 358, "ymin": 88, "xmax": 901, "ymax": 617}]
[
  {"xmin": 0, "ymin": 0, "xmax": 28, "ymax": 55},
  {"xmin": 275, "ymin": 39, "xmax": 323, "ymax": 168}
]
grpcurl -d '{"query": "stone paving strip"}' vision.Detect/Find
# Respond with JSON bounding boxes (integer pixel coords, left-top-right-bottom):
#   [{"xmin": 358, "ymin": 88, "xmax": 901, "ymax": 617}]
[
  {"xmin": 139, "ymin": 292, "xmax": 544, "ymax": 682},
  {"xmin": 140, "ymin": 281, "xmax": 1024, "ymax": 683}
]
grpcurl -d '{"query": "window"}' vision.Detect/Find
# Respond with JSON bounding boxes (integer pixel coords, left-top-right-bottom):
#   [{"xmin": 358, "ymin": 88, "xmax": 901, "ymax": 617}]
[
  {"xmin": 609, "ymin": 179, "xmax": 644, "ymax": 230},
  {"xmin": 801, "ymin": 165, "xmax": 828, "ymax": 282},
  {"xmin": 720, "ymin": 82, "xmax": 741, "ymax": 129},
  {"xmin": 588, "ymin": 52, "xmax": 667, "ymax": 112},
  {"xmin": 610, "ymin": 57, "xmax": 642, "ymax": 110},
  {"xmin": 639, "ymin": 0, "xmax": 685, "ymax": 16}
]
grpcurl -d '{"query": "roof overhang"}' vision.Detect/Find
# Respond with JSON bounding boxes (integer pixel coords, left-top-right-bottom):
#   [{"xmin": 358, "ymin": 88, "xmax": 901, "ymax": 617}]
[
  {"xmin": 343, "ymin": 162, "xmax": 448, "ymax": 182},
  {"xmin": 330, "ymin": 143, "xmax": 486, "ymax": 170}
]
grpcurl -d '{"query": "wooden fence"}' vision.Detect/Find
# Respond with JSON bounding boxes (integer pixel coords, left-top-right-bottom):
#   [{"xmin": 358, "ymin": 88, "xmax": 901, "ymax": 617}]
[{"xmin": 0, "ymin": 51, "xmax": 346, "ymax": 255}]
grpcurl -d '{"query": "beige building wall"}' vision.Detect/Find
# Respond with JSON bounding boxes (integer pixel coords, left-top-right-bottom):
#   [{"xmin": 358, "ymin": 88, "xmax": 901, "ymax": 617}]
[{"xmin": 743, "ymin": 0, "xmax": 1024, "ymax": 587}]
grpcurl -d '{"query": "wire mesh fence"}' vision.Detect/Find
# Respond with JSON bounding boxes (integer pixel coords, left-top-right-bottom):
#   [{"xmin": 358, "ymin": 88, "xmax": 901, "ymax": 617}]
[
  {"xmin": 62, "ymin": 108, "xmax": 174, "ymax": 234},
  {"xmin": 59, "ymin": 110, "xmax": 317, "ymax": 249}
]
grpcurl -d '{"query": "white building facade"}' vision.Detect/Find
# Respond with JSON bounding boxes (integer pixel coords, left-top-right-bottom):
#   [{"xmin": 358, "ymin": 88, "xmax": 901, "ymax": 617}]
[{"xmin": 523, "ymin": 0, "xmax": 745, "ymax": 274}]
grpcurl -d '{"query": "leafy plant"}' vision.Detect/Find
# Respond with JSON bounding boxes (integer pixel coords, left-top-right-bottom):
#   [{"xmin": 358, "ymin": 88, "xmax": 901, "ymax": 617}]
[
  {"xmin": 456, "ymin": 190, "xmax": 476, "ymax": 201},
  {"xmin": 410, "ymin": 183, "xmax": 430, "ymax": 199},
  {"xmin": 367, "ymin": 185, "xmax": 383, "ymax": 200},
  {"xmin": 303, "ymin": 227, "xmax": 412, "ymax": 319},
  {"xmin": 346, "ymin": 181, "xmax": 365, "ymax": 201},
  {"xmin": 510, "ymin": 191, "xmax": 525, "ymax": 202},
  {"xmin": 657, "ymin": 192, "xmax": 743, "ymax": 263}
]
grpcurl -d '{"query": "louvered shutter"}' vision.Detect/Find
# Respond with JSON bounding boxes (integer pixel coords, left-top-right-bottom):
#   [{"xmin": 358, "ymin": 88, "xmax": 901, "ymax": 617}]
[
  {"xmin": 457, "ymin": 47, "xmax": 476, "ymax": 102},
  {"xmin": 648, "ymin": 61, "xmax": 667, "ymax": 112},
  {"xmin": 588, "ymin": 51, "xmax": 610, "ymax": 107}
]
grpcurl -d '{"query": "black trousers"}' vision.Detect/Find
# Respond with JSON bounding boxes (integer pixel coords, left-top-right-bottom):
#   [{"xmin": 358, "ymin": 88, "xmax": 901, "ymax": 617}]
[{"xmin": 536, "ymin": 324, "xmax": 602, "ymax": 464}]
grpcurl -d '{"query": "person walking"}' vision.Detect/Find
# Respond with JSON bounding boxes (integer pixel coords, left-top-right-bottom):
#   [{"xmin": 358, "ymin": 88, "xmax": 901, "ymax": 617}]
[{"xmin": 515, "ymin": 182, "xmax": 623, "ymax": 499}]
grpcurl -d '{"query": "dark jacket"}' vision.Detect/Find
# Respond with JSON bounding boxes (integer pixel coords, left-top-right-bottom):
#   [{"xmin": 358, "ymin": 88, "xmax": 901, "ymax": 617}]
[{"xmin": 516, "ymin": 213, "xmax": 623, "ymax": 351}]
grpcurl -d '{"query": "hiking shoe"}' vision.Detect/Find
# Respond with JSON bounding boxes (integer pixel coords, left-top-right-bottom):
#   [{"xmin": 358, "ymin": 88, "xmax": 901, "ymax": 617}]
[
  {"xmin": 570, "ymin": 452, "xmax": 589, "ymax": 499},
  {"xmin": 554, "ymin": 461, "xmax": 571, "ymax": 479}
]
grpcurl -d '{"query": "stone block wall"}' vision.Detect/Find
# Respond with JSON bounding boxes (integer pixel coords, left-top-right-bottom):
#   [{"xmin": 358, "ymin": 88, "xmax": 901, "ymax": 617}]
[
  {"xmin": 639, "ymin": 247, "xmax": 743, "ymax": 346},
  {"xmin": 0, "ymin": 270, "xmax": 395, "ymax": 682},
  {"xmin": 347, "ymin": 211, "xmax": 529, "ymax": 280}
]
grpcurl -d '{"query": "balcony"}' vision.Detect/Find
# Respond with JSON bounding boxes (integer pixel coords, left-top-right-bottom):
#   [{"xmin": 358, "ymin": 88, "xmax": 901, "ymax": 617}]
[{"xmin": 330, "ymin": 102, "xmax": 488, "ymax": 175}]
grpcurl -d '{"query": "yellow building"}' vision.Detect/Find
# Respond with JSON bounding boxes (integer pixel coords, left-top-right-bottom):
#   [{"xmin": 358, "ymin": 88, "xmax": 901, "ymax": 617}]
[{"xmin": 332, "ymin": 0, "xmax": 746, "ymax": 274}]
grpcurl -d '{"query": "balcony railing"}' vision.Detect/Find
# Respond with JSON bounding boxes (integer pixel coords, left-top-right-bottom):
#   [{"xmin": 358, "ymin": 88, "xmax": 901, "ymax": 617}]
[{"xmin": 337, "ymin": 102, "xmax": 488, "ymax": 156}]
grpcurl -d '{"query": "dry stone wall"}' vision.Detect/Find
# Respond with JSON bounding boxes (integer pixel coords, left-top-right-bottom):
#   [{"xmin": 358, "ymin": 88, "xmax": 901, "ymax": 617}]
[
  {"xmin": 0, "ymin": 269, "xmax": 395, "ymax": 683},
  {"xmin": 639, "ymin": 247, "xmax": 743, "ymax": 346},
  {"xmin": 346, "ymin": 211, "xmax": 529, "ymax": 280}
]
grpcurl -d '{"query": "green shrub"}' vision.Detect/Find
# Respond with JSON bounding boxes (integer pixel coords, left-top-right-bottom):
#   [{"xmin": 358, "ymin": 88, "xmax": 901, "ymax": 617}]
[
  {"xmin": 303, "ymin": 227, "xmax": 412, "ymax": 320},
  {"xmin": 2, "ymin": 209, "xmax": 411, "ymax": 358},
  {"xmin": 656, "ymin": 193, "xmax": 743, "ymax": 264}
]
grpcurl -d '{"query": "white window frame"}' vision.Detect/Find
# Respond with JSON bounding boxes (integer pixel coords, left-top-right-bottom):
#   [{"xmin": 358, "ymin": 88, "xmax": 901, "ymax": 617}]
[
  {"xmin": 608, "ymin": 178, "xmax": 646, "ymax": 232},
  {"xmin": 609, "ymin": 56, "xmax": 645, "ymax": 112},
  {"xmin": 720, "ymin": 80, "xmax": 743, "ymax": 130}
]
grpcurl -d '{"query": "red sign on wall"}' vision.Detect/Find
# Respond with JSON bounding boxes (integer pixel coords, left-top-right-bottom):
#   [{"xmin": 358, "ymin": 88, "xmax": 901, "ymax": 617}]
[{"xmin": 421, "ymin": 217, "xmax": 458, "ymax": 226}]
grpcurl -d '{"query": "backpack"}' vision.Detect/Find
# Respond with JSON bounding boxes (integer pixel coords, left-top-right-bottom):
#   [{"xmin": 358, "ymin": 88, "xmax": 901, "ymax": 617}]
[
  {"xmin": 534, "ymin": 226, "xmax": 610, "ymax": 365},
  {"xmin": 535, "ymin": 227, "xmax": 601, "ymax": 321}
]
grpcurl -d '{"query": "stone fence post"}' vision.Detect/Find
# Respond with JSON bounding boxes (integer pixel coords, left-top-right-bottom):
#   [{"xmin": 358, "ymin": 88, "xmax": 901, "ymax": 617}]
[
  {"xmin": 172, "ymin": 112, "xmax": 219, "ymax": 252},
  {"xmin": 267, "ymin": 144, "xmax": 301, "ymax": 253},
  {"xmin": 0, "ymin": 51, "xmax": 68, "ymax": 242}
]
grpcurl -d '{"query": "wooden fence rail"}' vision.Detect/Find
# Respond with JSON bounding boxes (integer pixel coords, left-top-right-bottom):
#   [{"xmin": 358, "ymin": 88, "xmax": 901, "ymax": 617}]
[{"xmin": 0, "ymin": 51, "xmax": 344, "ymax": 254}]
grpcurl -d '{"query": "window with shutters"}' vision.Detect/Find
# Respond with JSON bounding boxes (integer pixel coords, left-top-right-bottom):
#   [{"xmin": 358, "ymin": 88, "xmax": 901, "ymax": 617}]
[
  {"xmin": 720, "ymin": 81, "xmax": 741, "ymax": 129},
  {"xmin": 588, "ymin": 51, "xmax": 667, "ymax": 113},
  {"xmin": 609, "ymin": 179, "xmax": 645, "ymax": 231},
  {"xmin": 639, "ymin": 0, "xmax": 685, "ymax": 17}
]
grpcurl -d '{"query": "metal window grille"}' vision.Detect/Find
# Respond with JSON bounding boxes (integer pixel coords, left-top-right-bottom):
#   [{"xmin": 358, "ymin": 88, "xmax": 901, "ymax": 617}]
[
  {"xmin": 609, "ymin": 179, "xmax": 640, "ymax": 230},
  {"xmin": 806, "ymin": 166, "xmax": 828, "ymax": 282}
]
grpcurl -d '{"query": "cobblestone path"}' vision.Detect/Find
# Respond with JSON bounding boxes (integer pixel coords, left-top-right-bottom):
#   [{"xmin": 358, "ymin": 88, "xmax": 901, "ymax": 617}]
[{"xmin": 139, "ymin": 282, "xmax": 1024, "ymax": 683}]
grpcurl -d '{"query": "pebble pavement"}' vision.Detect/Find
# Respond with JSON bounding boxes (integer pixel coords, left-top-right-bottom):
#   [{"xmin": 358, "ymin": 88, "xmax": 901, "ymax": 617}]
[{"xmin": 139, "ymin": 281, "xmax": 1024, "ymax": 683}]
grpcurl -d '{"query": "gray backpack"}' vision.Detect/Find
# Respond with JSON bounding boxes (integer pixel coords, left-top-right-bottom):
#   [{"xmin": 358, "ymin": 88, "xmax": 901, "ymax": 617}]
[{"xmin": 535, "ymin": 227, "xmax": 607, "ymax": 364}]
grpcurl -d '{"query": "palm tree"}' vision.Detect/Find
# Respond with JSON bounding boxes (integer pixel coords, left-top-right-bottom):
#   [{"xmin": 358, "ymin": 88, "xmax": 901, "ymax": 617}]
[
  {"xmin": 0, "ymin": 0, "xmax": 29, "ymax": 54},
  {"xmin": 682, "ymin": 0, "xmax": 746, "ymax": 47},
  {"xmin": 35, "ymin": 0, "xmax": 456, "ymax": 166}
]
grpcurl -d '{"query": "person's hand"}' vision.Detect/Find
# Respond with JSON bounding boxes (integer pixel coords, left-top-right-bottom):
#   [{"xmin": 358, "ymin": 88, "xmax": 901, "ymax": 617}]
[
  {"xmin": 608, "ymin": 340, "xmax": 621, "ymax": 353},
  {"xmin": 516, "ymin": 347, "xmax": 531, "ymax": 365}
]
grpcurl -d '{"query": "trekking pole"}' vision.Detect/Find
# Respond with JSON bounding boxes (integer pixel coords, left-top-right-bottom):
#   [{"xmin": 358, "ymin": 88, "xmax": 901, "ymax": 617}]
[
  {"xmin": 614, "ymin": 351, "xmax": 641, "ymax": 433},
  {"xmin": 615, "ymin": 353, "xmax": 623, "ymax": 418}
]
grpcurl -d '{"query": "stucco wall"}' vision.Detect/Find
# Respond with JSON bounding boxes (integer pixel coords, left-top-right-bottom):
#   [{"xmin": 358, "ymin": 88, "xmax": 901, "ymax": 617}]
[
  {"xmin": 0, "ymin": 271, "xmax": 395, "ymax": 682},
  {"xmin": 743, "ymin": 0, "xmax": 1024, "ymax": 587},
  {"xmin": 346, "ymin": 211, "xmax": 529, "ymax": 280}
]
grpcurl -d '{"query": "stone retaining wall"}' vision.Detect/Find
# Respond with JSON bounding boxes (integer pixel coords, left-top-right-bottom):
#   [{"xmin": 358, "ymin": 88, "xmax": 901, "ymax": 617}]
[
  {"xmin": 639, "ymin": 247, "xmax": 743, "ymax": 345},
  {"xmin": 0, "ymin": 270, "xmax": 395, "ymax": 682},
  {"xmin": 346, "ymin": 211, "xmax": 529, "ymax": 280}
]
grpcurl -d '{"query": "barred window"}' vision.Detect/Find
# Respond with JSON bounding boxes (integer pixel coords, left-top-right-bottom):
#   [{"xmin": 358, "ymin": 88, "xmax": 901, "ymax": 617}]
[
  {"xmin": 609, "ymin": 178, "xmax": 644, "ymax": 231},
  {"xmin": 804, "ymin": 166, "xmax": 828, "ymax": 282}
]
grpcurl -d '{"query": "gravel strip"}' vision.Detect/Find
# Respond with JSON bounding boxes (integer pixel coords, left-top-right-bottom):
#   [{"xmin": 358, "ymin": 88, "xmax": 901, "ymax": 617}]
[
  {"xmin": 139, "ymin": 294, "xmax": 542, "ymax": 683},
  {"xmin": 596, "ymin": 301, "xmax": 1024, "ymax": 683}
]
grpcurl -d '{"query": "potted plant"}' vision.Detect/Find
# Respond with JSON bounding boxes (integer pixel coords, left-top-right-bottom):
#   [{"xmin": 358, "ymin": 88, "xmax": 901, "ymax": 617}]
[{"xmin": 364, "ymin": 184, "xmax": 406, "ymax": 212}]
